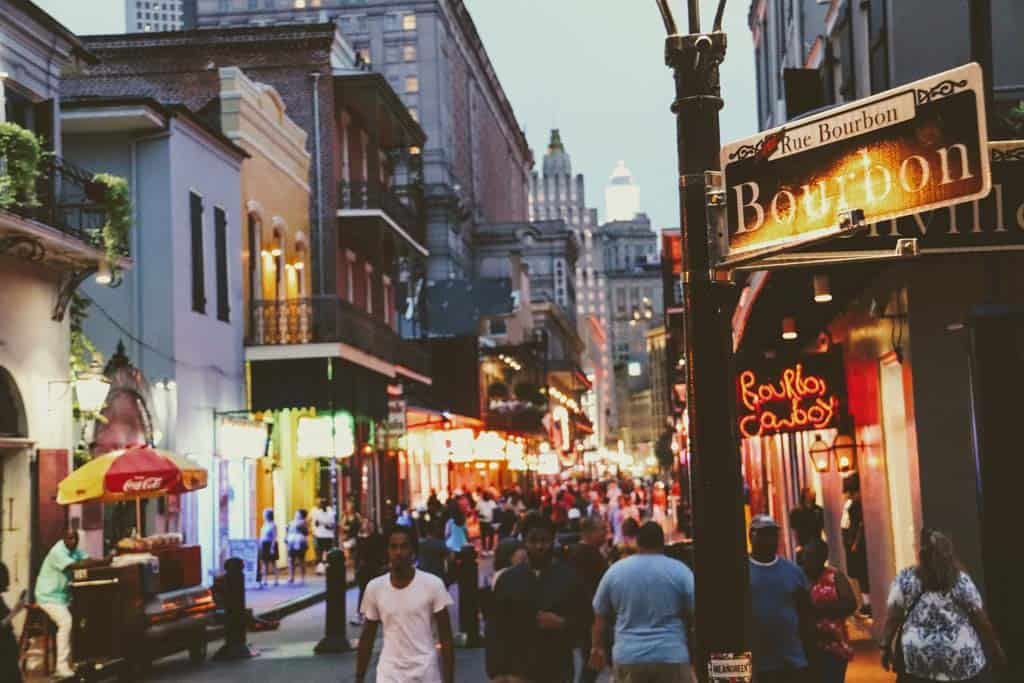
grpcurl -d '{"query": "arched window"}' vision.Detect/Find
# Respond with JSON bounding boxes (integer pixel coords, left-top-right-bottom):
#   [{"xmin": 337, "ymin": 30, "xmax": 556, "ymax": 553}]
[{"xmin": 0, "ymin": 366, "xmax": 27, "ymax": 438}]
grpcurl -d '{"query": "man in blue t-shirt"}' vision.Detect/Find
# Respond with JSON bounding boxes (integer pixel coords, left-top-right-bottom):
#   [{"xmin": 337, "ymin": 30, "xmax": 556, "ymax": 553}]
[
  {"xmin": 590, "ymin": 522, "xmax": 696, "ymax": 683},
  {"xmin": 748, "ymin": 514, "xmax": 813, "ymax": 682}
]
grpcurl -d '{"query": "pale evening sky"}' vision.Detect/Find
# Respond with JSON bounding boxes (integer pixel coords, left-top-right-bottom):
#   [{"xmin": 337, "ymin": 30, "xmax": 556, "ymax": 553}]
[{"xmin": 35, "ymin": 0, "xmax": 758, "ymax": 231}]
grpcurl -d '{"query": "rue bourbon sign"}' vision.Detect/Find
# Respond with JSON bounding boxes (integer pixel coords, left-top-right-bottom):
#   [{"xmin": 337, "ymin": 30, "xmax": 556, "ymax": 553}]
[{"xmin": 719, "ymin": 63, "xmax": 990, "ymax": 267}]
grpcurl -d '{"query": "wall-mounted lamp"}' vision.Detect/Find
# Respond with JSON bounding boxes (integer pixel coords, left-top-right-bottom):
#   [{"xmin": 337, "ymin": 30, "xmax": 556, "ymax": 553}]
[
  {"xmin": 832, "ymin": 432, "xmax": 857, "ymax": 473},
  {"xmin": 782, "ymin": 317, "xmax": 798, "ymax": 341},
  {"xmin": 809, "ymin": 434, "xmax": 831, "ymax": 473},
  {"xmin": 813, "ymin": 274, "xmax": 832, "ymax": 303},
  {"xmin": 75, "ymin": 359, "xmax": 111, "ymax": 414}
]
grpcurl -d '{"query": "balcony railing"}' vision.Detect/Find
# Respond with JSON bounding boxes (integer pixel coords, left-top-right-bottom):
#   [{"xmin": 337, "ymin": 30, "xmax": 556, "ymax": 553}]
[
  {"xmin": 248, "ymin": 296, "xmax": 431, "ymax": 379},
  {"xmin": 338, "ymin": 181, "xmax": 425, "ymax": 247},
  {"xmin": 3, "ymin": 155, "xmax": 115, "ymax": 254}
]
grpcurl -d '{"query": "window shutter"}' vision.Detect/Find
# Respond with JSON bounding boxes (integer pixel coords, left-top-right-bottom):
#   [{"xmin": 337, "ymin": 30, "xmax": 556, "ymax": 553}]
[
  {"xmin": 215, "ymin": 207, "xmax": 230, "ymax": 322},
  {"xmin": 190, "ymin": 192, "xmax": 206, "ymax": 313}
]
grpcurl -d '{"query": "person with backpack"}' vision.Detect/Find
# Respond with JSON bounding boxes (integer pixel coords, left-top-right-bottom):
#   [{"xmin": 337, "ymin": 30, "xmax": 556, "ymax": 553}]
[{"xmin": 882, "ymin": 529, "xmax": 1006, "ymax": 682}]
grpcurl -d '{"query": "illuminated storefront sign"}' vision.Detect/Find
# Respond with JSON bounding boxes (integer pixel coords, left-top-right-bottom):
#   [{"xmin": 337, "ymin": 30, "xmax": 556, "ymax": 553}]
[
  {"xmin": 296, "ymin": 413, "xmax": 355, "ymax": 459},
  {"xmin": 473, "ymin": 431, "xmax": 507, "ymax": 461},
  {"xmin": 720, "ymin": 63, "xmax": 989, "ymax": 267},
  {"xmin": 217, "ymin": 417, "xmax": 269, "ymax": 459},
  {"xmin": 737, "ymin": 363, "xmax": 841, "ymax": 438},
  {"xmin": 429, "ymin": 428, "xmax": 474, "ymax": 464},
  {"xmin": 537, "ymin": 452, "xmax": 559, "ymax": 476}
]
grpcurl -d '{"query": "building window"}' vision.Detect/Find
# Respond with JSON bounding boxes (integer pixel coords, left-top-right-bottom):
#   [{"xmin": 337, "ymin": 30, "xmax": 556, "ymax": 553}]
[
  {"xmin": 402, "ymin": 13, "xmax": 416, "ymax": 31},
  {"xmin": 405, "ymin": 76, "xmax": 419, "ymax": 94},
  {"xmin": 356, "ymin": 46, "xmax": 371, "ymax": 65},
  {"xmin": 383, "ymin": 277, "xmax": 392, "ymax": 325},
  {"xmin": 403, "ymin": 44, "xmax": 417, "ymax": 62},
  {"xmin": 214, "ymin": 207, "xmax": 230, "ymax": 322},
  {"xmin": 488, "ymin": 318, "xmax": 507, "ymax": 335},
  {"xmin": 385, "ymin": 46, "xmax": 400, "ymax": 63},
  {"xmin": 189, "ymin": 192, "xmax": 206, "ymax": 314},
  {"xmin": 615, "ymin": 287, "xmax": 626, "ymax": 314},
  {"xmin": 294, "ymin": 0, "xmax": 306, "ymax": 8}
]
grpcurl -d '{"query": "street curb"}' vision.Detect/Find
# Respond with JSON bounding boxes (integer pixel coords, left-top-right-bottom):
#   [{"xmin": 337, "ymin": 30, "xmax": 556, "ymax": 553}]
[{"xmin": 255, "ymin": 588, "xmax": 327, "ymax": 622}]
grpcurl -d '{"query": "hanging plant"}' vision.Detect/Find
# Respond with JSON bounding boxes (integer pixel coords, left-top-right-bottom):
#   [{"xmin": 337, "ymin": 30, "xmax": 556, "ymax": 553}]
[
  {"xmin": 92, "ymin": 172, "xmax": 131, "ymax": 264},
  {"xmin": 0, "ymin": 121, "xmax": 43, "ymax": 209}
]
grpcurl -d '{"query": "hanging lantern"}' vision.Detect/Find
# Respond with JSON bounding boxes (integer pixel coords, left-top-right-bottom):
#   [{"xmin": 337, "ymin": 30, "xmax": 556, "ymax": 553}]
[
  {"xmin": 809, "ymin": 434, "xmax": 831, "ymax": 473},
  {"xmin": 832, "ymin": 433, "xmax": 857, "ymax": 473}
]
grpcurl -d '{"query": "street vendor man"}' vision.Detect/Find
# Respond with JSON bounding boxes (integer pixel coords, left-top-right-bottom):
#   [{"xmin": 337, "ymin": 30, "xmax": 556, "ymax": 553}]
[{"xmin": 36, "ymin": 528, "xmax": 105, "ymax": 679}]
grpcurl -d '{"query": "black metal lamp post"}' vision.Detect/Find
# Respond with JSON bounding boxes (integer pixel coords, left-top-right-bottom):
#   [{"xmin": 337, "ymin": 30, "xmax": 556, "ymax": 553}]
[{"xmin": 657, "ymin": 0, "xmax": 751, "ymax": 677}]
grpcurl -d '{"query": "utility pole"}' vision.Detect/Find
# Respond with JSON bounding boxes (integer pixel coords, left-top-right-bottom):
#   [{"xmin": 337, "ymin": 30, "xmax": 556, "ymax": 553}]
[{"xmin": 657, "ymin": 1, "xmax": 751, "ymax": 678}]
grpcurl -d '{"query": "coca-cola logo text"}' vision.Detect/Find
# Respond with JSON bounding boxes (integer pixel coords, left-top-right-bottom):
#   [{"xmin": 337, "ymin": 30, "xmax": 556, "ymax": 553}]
[{"xmin": 121, "ymin": 476, "xmax": 165, "ymax": 493}]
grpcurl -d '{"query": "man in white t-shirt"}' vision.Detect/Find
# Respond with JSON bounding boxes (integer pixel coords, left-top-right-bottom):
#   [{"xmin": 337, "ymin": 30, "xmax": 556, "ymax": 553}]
[
  {"xmin": 355, "ymin": 525, "xmax": 455, "ymax": 683},
  {"xmin": 311, "ymin": 498, "xmax": 337, "ymax": 574},
  {"xmin": 476, "ymin": 491, "xmax": 498, "ymax": 554}
]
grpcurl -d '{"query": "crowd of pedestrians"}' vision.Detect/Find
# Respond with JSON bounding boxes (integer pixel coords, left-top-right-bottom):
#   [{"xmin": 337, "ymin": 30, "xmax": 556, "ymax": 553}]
[{"xmin": 245, "ymin": 476, "xmax": 1009, "ymax": 683}]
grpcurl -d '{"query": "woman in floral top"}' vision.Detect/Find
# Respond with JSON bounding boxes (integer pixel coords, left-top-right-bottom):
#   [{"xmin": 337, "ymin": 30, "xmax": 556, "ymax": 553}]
[
  {"xmin": 800, "ymin": 540, "xmax": 857, "ymax": 682},
  {"xmin": 882, "ymin": 530, "xmax": 1005, "ymax": 682}
]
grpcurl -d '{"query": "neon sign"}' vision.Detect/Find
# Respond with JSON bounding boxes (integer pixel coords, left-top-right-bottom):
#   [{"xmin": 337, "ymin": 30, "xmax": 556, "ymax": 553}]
[{"xmin": 737, "ymin": 363, "xmax": 840, "ymax": 438}]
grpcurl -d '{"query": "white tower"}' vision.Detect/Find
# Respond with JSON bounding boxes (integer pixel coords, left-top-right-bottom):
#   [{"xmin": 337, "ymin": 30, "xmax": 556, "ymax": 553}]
[{"xmin": 604, "ymin": 160, "xmax": 640, "ymax": 222}]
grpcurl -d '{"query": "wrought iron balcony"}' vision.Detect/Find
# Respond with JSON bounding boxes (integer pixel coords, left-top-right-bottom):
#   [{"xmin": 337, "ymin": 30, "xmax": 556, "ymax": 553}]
[
  {"xmin": 338, "ymin": 181, "xmax": 425, "ymax": 248},
  {"xmin": 248, "ymin": 296, "xmax": 430, "ymax": 379},
  {"xmin": 2, "ymin": 155, "xmax": 119, "ymax": 255}
]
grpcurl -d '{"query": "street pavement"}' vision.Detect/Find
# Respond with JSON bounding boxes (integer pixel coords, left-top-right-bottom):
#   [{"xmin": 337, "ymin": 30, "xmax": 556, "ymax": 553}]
[{"xmin": 145, "ymin": 586, "xmax": 490, "ymax": 682}]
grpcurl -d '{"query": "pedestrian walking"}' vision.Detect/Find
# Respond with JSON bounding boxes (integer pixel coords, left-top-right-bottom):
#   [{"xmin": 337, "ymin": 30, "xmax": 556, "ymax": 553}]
[
  {"xmin": 569, "ymin": 516, "xmax": 609, "ymax": 683},
  {"xmin": 881, "ymin": 529, "xmax": 1005, "ymax": 682},
  {"xmin": 789, "ymin": 487, "xmax": 825, "ymax": 562},
  {"xmin": 800, "ymin": 539, "xmax": 856, "ymax": 683},
  {"xmin": 418, "ymin": 519, "xmax": 448, "ymax": 581},
  {"xmin": 748, "ymin": 514, "xmax": 814, "ymax": 683},
  {"xmin": 445, "ymin": 508, "xmax": 469, "ymax": 557},
  {"xmin": 311, "ymin": 497, "xmax": 336, "ymax": 574},
  {"xmin": 355, "ymin": 525, "xmax": 455, "ymax": 683},
  {"xmin": 35, "ymin": 529, "xmax": 105, "ymax": 679},
  {"xmin": 477, "ymin": 491, "xmax": 498, "ymax": 554},
  {"xmin": 285, "ymin": 508, "xmax": 310, "ymax": 585},
  {"xmin": 352, "ymin": 517, "xmax": 387, "ymax": 626},
  {"xmin": 486, "ymin": 512, "xmax": 588, "ymax": 683},
  {"xmin": 589, "ymin": 522, "xmax": 696, "ymax": 683},
  {"xmin": 0, "ymin": 562, "xmax": 25, "ymax": 683},
  {"xmin": 259, "ymin": 507, "xmax": 279, "ymax": 587},
  {"xmin": 840, "ymin": 475, "xmax": 870, "ymax": 615}
]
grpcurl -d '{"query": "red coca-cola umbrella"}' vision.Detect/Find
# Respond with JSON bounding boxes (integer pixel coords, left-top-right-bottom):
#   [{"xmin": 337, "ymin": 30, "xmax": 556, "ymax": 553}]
[{"xmin": 58, "ymin": 445, "xmax": 207, "ymax": 531}]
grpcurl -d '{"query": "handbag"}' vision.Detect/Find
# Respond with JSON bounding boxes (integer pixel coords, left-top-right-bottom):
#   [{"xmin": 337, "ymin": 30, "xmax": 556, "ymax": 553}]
[{"xmin": 887, "ymin": 589, "xmax": 926, "ymax": 677}]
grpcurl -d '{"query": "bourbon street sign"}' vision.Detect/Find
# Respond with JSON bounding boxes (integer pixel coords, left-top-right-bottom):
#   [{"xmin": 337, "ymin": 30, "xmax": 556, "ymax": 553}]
[
  {"xmin": 742, "ymin": 141, "xmax": 1024, "ymax": 267},
  {"xmin": 718, "ymin": 63, "xmax": 990, "ymax": 269}
]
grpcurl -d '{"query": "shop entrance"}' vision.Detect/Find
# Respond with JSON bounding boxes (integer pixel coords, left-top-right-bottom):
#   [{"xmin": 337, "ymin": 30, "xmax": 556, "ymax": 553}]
[{"xmin": 0, "ymin": 365, "xmax": 30, "ymax": 596}]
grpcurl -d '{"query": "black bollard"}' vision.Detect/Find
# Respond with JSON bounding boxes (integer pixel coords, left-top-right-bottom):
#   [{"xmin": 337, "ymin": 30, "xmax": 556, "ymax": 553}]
[
  {"xmin": 214, "ymin": 557, "xmax": 256, "ymax": 660},
  {"xmin": 314, "ymin": 548, "xmax": 351, "ymax": 654},
  {"xmin": 456, "ymin": 544, "xmax": 482, "ymax": 648}
]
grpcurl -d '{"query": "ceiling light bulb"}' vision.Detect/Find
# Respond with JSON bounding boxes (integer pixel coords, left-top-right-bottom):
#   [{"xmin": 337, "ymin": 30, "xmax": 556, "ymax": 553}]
[{"xmin": 813, "ymin": 274, "xmax": 833, "ymax": 303}]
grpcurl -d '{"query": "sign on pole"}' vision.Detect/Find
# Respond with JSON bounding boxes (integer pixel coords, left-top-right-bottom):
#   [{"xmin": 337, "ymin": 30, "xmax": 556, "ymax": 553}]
[
  {"xmin": 718, "ymin": 63, "xmax": 990, "ymax": 268},
  {"xmin": 735, "ymin": 140, "xmax": 1024, "ymax": 268}
]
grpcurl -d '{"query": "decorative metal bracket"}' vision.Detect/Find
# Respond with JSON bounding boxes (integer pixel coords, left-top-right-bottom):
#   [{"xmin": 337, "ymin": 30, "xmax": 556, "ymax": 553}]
[
  {"xmin": 0, "ymin": 234, "xmax": 45, "ymax": 262},
  {"xmin": 52, "ymin": 267, "xmax": 96, "ymax": 322}
]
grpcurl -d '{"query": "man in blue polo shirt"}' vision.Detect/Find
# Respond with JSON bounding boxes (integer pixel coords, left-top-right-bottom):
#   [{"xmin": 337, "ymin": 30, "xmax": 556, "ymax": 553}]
[
  {"xmin": 748, "ymin": 514, "xmax": 813, "ymax": 682},
  {"xmin": 590, "ymin": 521, "xmax": 696, "ymax": 683}
]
